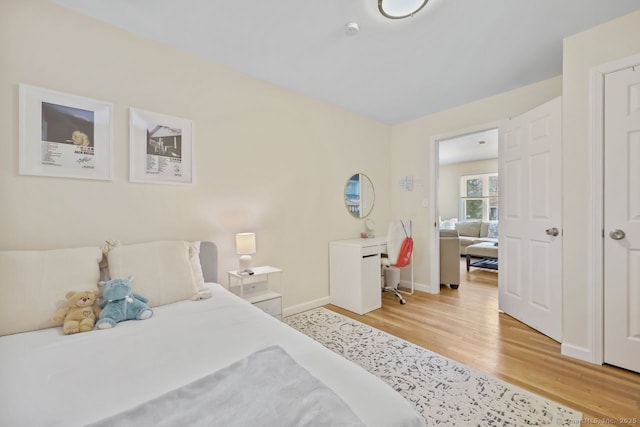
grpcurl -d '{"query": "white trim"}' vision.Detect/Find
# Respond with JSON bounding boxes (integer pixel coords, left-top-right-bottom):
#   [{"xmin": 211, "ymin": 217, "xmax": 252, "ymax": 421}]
[
  {"xmin": 587, "ymin": 52, "xmax": 640, "ymax": 365},
  {"xmin": 283, "ymin": 296, "xmax": 330, "ymax": 317},
  {"xmin": 428, "ymin": 136, "xmax": 441, "ymax": 294},
  {"xmin": 588, "ymin": 65, "xmax": 605, "ymax": 365},
  {"xmin": 561, "ymin": 343, "xmax": 594, "ymax": 363},
  {"xmin": 282, "ymin": 282, "xmax": 431, "ymax": 319},
  {"xmin": 400, "ymin": 279, "xmax": 429, "ymax": 293},
  {"xmin": 428, "ymin": 121, "xmax": 502, "ymax": 294}
]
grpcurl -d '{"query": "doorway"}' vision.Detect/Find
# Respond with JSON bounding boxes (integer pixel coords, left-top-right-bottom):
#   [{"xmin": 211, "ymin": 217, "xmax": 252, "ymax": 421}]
[
  {"xmin": 590, "ymin": 55, "xmax": 640, "ymax": 373},
  {"xmin": 439, "ymin": 131, "xmax": 499, "ymax": 290},
  {"xmin": 588, "ymin": 53, "xmax": 640, "ymax": 370},
  {"xmin": 603, "ymin": 65, "xmax": 640, "ymax": 373},
  {"xmin": 428, "ymin": 123, "xmax": 501, "ymax": 294},
  {"xmin": 429, "ymin": 98, "xmax": 563, "ymax": 344}
]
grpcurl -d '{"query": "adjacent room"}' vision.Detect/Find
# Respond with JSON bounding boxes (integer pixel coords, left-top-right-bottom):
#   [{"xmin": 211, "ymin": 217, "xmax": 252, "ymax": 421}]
[
  {"xmin": 438, "ymin": 128, "xmax": 499, "ymax": 275},
  {"xmin": 1, "ymin": 0, "xmax": 639, "ymax": 425}
]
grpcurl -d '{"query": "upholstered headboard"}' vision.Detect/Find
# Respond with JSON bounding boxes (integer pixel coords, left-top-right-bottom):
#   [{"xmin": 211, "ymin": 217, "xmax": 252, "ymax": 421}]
[{"xmin": 199, "ymin": 241, "xmax": 218, "ymax": 283}]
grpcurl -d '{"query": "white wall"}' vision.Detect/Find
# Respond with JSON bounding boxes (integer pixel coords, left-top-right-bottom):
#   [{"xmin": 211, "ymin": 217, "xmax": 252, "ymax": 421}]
[
  {"xmin": 438, "ymin": 159, "xmax": 498, "ymax": 220},
  {"xmin": 0, "ymin": 1, "xmax": 392, "ymax": 313},
  {"xmin": 561, "ymin": 10, "xmax": 640, "ymax": 358},
  {"xmin": 390, "ymin": 77, "xmax": 562, "ymax": 288},
  {"xmin": 4, "ymin": 1, "xmax": 639, "ymax": 348}
]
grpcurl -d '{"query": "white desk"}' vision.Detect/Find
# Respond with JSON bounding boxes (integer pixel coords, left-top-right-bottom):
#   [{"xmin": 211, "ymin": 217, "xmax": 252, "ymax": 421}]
[{"xmin": 329, "ymin": 237, "xmax": 387, "ymax": 315}]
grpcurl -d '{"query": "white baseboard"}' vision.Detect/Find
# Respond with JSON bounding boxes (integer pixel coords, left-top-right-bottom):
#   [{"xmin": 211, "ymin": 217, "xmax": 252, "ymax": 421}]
[
  {"xmin": 283, "ymin": 296, "xmax": 330, "ymax": 317},
  {"xmin": 284, "ymin": 281, "xmax": 437, "ymax": 318},
  {"xmin": 400, "ymin": 280, "xmax": 439, "ymax": 294},
  {"xmin": 561, "ymin": 342, "xmax": 598, "ymax": 364}
]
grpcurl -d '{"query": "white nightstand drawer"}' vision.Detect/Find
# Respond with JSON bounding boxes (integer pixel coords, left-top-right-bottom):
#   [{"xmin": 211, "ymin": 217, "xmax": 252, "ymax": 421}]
[
  {"xmin": 254, "ymin": 296, "xmax": 282, "ymax": 317},
  {"xmin": 227, "ymin": 266, "xmax": 283, "ymax": 320}
]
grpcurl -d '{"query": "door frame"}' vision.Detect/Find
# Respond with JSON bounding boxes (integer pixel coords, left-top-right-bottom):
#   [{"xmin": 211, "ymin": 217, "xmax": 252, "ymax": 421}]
[
  {"xmin": 428, "ymin": 121, "xmax": 502, "ymax": 293},
  {"xmin": 587, "ymin": 52, "xmax": 640, "ymax": 365}
]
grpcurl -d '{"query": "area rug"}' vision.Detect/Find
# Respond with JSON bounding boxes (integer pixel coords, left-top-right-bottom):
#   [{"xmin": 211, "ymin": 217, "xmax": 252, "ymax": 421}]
[{"xmin": 285, "ymin": 307, "xmax": 582, "ymax": 426}]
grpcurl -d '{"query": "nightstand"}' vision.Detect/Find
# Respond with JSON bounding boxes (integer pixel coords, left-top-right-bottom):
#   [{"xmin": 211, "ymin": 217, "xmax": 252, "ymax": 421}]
[{"xmin": 227, "ymin": 266, "xmax": 283, "ymax": 320}]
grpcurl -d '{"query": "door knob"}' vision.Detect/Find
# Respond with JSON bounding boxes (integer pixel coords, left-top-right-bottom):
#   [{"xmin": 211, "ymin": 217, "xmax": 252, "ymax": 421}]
[
  {"xmin": 545, "ymin": 227, "xmax": 560, "ymax": 237},
  {"xmin": 609, "ymin": 229, "xmax": 626, "ymax": 240}
]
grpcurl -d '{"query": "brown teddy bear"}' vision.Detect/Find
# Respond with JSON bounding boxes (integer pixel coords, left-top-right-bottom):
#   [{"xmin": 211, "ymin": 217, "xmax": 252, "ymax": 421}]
[{"xmin": 52, "ymin": 290, "xmax": 101, "ymax": 335}]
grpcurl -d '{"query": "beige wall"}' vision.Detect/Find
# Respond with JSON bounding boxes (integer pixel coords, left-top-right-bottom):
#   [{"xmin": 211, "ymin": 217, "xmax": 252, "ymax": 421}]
[
  {"xmin": 438, "ymin": 159, "xmax": 498, "ymax": 220},
  {"xmin": 4, "ymin": 1, "xmax": 639, "ymax": 356},
  {"xmin": 0, "ymin": 1, "xmax": 392, "ymax": 313},
  {"xmin": 390, "ymin": 77, "xmax": 562, "ymax": 288},
  {"xmin": 561, "ymin": 10, "xmax": 640, "ymax": 357}
]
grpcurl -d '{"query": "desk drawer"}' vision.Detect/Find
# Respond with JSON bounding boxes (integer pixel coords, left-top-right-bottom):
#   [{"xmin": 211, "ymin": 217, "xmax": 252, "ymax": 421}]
[{"xmin": 361, "ymin": 244, "xmax": 385, "ymax": 257}]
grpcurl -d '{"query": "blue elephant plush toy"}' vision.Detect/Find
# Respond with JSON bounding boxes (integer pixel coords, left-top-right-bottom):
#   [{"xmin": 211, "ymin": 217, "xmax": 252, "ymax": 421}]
[{"xmin": 96, "ymin": 276, "xmax": 153, "ymax": 329}]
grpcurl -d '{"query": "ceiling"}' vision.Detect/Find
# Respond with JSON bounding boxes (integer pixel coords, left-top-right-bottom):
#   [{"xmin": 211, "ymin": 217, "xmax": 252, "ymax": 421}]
[
  {"xmin": 49, "ymin": 0, "xmax": 640, "ymax": 125},
  {"xmin": 439, "ymin": 129, "xmax": 498, "ymax": 166}
]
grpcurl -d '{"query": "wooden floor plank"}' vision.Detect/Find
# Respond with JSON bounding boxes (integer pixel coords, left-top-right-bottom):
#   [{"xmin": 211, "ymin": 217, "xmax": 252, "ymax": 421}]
[{"xmin": 325, "ymin": 261, "xmax": 640, "ymax": 424}]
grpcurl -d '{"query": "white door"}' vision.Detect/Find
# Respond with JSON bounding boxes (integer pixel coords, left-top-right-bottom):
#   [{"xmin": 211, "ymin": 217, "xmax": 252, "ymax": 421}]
[
  {"xmin": 604, "ymin": 66, "xmax": 640, "ymax": 373},
  {"xmin": 498, "ymin": 97, "xmax": 562, "ymax": 342}
]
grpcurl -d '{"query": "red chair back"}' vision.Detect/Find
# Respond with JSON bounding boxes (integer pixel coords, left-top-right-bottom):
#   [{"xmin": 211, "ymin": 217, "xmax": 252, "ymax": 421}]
[{"xmin": 394, "ymin": 237, "xmax": 413, "ymax": 267}]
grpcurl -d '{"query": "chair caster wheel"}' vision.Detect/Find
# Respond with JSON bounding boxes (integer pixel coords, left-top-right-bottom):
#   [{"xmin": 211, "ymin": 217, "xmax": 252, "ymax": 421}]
[
  {"xmin": 450, "ymin": 284, "xmax": 459, "ymax": 289},
  {"xmin": 400, "ymin": 300, "xmax": 406, "ymax": 305}
]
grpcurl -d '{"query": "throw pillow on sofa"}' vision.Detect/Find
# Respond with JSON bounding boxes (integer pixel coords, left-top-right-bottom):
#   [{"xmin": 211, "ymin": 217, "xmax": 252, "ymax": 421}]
[
  {"xmin": 487, "ymin": 222, "xmax": 499, "ymax": 238},
  {"xmin": 455, "ymin": 221, "xmax": 481, "ymax": 238}
]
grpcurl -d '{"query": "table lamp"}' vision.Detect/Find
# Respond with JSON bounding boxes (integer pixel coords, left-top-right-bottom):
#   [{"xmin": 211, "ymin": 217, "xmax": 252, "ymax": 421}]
[{"xmin": 236, "ymin": 232, "xmax": 256, "ymax": 275}]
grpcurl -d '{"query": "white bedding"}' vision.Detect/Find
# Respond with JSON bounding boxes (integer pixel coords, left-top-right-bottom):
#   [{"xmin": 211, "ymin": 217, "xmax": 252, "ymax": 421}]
[
  {"xmin": 87, "ymin": 345, "xmax": 365, "ymax": 427},
  {"xmin": 0, "ymin": 283, "xmax": 424, "ymax": 427}
]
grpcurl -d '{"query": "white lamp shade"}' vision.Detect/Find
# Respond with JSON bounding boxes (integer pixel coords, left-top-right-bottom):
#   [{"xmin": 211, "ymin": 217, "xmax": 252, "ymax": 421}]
[{"xmin": 236, "ymin": 233, "xmax": 256, "ymax": 255}]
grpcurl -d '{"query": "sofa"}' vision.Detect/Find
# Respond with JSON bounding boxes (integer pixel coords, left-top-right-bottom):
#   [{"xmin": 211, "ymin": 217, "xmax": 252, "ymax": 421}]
[
  {"xmin": 454, "ymin": 221, "xmax": 498, "ymax": 254},
  {"xmin": 439, "ymin": 229, "xmax": 460, "ymax": 288}
]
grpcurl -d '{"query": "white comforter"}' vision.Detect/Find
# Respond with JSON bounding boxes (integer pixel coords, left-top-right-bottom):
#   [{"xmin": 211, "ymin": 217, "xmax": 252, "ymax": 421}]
[
  {"xmin": 0, "ymin": 284, "xmax": 424, "ymax": 427},
  {"xmin": 87, "ymin": 345, "xmax": 365, "ymax": 427}
]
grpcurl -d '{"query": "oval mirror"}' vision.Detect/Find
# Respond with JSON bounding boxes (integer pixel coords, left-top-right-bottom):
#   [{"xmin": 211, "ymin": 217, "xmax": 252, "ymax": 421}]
[{"xmin": 344, "ymin": 173, "xmax": 375, "ymax": 218}]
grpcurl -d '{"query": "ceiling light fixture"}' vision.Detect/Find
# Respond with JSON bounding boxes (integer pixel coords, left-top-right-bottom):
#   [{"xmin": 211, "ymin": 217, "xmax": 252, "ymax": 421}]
[{"xmin": 378, "ymin": 0, "xmax": 429, "ymax": 19}]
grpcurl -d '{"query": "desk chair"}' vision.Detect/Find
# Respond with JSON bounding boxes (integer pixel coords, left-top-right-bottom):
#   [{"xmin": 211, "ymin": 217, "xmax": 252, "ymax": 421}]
[{"xmin": 382, "ymin": 220, "xmax": 414, "ymax": 304}]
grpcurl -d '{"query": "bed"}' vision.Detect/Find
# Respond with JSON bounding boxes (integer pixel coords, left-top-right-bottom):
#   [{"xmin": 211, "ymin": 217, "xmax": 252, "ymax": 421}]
[{"xmin": 0, "ymin": 241, "xmax": 424, "ymax": 427}]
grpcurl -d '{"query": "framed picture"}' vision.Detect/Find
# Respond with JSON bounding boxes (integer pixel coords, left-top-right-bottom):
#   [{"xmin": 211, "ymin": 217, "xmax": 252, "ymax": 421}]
[
  {"xmin": 19, "ymin": 84, "xmax": 113, "ymax": 180},
  {"xmin": 129, "ymin": 108, "xmax": 194, "ymax": 185}
]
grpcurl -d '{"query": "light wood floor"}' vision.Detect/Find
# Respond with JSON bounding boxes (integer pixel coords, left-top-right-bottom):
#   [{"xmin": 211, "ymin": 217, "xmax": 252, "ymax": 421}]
[{"xmin": 326, "ymin": 261, "xmax": 640, "ymax": 425}]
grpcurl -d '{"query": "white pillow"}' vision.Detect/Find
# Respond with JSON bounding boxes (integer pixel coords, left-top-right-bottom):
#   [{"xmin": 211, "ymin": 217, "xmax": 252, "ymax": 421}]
[
  {"xmin": 106, "ymin": 241, "xmax": 196, "ymax": 307},
  {"xmin": 0, "ymin": 246, "xmax": 103, "ymax": 336},
  {"xmin": 189, "ymin": 241, "xmax": 206, "ymax": 292}
]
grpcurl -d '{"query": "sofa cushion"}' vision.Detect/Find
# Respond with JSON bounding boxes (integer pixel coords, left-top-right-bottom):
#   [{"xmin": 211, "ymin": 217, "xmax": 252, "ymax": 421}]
[
  {"xmin": 479, "ymin": 221, "xmax": 499, "ymax": 238},
  {"xmin": 456, "ymin": 221, "xmax": 481, "ymax": 238},
  {"xmin": 474, "ymin": 237, "xmax": 499, "ymax": 245},
  {"xmin": 465, "ymin": 242, "xmax": 498, "ymax": 258},
  {"xmin": 480, "ymin": 222, "xmax": 489, "ymax": 237}
]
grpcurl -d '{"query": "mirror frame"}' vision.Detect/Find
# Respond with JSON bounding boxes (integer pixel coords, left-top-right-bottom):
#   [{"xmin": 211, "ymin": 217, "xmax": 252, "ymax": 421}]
[{"xmin": 344, "ymin": 173, "xmax": 375, "ymax": 218}]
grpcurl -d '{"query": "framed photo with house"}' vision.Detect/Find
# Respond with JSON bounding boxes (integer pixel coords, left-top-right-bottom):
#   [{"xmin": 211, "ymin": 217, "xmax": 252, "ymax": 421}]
[
  {"xmin": 18, "ymin": 84, "xmax": 113, "ymax": 180},
  {"xmin": 129, "ymin": 108, "xmax": 194, "ymax": 185}
]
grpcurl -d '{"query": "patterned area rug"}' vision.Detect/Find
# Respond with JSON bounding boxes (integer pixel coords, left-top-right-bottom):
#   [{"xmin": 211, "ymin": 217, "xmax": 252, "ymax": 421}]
[{"xmin": 285, "ymin": 307, "xmax": 582, "ymax": 426}]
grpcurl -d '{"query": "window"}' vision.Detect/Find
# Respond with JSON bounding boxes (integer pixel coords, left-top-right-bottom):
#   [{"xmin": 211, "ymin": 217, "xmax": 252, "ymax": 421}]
[{"xmin": 460, "ymin": 173, "xmax": 498, "ymax": 221}]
